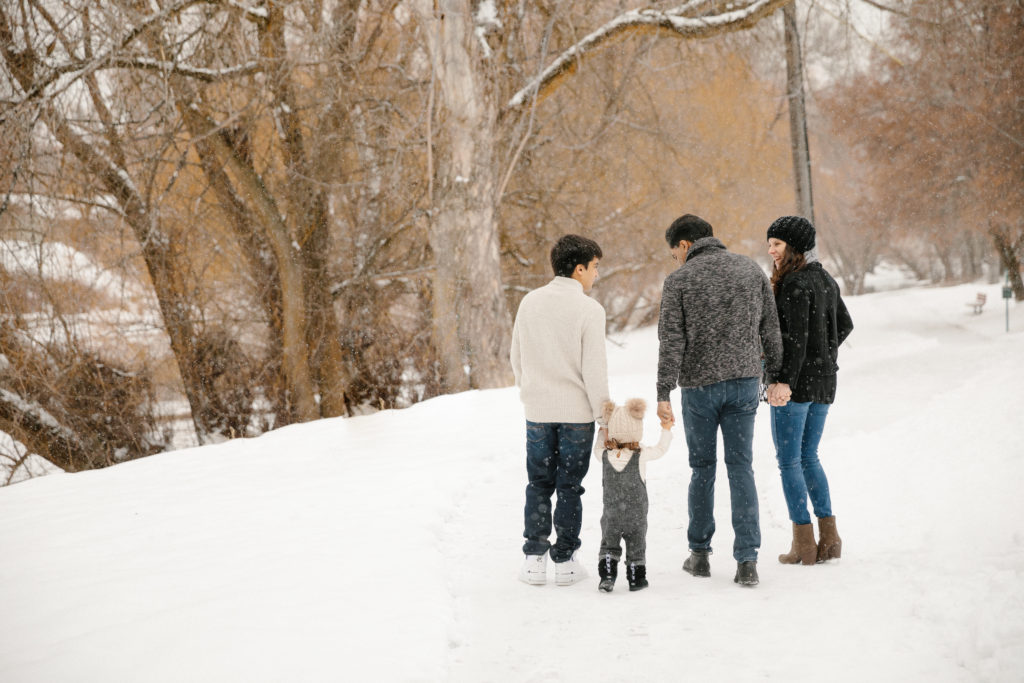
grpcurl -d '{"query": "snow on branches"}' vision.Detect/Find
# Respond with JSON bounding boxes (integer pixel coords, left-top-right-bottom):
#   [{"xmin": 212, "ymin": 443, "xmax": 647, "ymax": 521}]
[{"xmin": 505, "ymin": 0, "xmax": 791, "ymax": 113}]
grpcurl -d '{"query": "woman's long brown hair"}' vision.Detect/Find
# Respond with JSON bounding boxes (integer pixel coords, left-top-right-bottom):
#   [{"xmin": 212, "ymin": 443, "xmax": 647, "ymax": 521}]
[{"xmin": 770, "ymin": 247, "xmax": 807, "ymax": 295}]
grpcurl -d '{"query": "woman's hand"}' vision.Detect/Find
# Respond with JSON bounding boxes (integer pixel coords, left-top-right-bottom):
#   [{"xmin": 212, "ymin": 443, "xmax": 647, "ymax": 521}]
[{"xmin": 768, "ymin": 383, "xmax": 792, "ymax": 406}]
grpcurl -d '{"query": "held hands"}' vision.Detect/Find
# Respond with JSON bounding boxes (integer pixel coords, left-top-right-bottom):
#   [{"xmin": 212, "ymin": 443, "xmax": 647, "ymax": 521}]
[
  {"xmin": 767, "ymin": 382, "xmax": 792, "ymax": 407},
  {"xmin": 656, "ymin": 400, "xmax": 674, "ymax": 428}
]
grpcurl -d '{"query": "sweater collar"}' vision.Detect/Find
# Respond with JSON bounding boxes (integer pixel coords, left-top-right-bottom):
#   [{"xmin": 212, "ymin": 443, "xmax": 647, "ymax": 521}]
[
  {"xmin": 685, "ymin": 236, "xmax": 726, "ymax": 262},
  {"xmin": 550, "ymin": 276, "xmax": 584, "ymax": 292}
]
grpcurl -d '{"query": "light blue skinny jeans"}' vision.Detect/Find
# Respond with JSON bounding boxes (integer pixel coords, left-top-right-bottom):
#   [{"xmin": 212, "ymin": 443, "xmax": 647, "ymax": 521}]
[{"xmin": 770, "ymin": 401, "xmax": 833, "ymax": 526}]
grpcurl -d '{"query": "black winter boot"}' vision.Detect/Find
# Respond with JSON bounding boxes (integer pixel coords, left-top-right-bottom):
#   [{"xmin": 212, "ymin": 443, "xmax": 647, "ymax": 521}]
[
  {"xmin": 682, "ymin": 549, "xmax": 711, "ymax": 577},
  {"xmin": 627, "ymin": 563, "xmax": 648, "ymax": 591},
  {"xmin": 598, "ymin": 555, "xmax": 618, "ymax": 592},
  {"xmin": 734, "ymin": 561, "xmax": 759, "ymax": 586}
]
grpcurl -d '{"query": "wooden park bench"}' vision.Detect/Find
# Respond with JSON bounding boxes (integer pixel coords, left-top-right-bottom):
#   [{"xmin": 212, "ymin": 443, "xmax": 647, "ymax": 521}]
[{"xmin": 967, "ymin": 292, "xmax": 986, "ymax": 315}]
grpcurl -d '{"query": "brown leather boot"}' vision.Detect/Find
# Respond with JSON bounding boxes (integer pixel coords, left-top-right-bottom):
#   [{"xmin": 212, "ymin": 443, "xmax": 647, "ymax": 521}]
[
  {"xmin": 816, "ymin": 515, "xmax": 842, "ymax": 563},
  {"xmin": 778, "ymin": 523, "xmax": 817, "ymax": 565}
]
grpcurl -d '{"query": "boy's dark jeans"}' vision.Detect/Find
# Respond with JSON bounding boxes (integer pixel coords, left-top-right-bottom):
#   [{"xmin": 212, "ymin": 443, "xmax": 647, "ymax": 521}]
[{"xmin": 522, "ymin": 421, "xmax": 595, "ymax": 563}]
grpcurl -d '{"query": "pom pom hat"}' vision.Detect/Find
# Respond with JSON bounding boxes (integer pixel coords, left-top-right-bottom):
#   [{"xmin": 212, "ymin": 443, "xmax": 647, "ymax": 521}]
[{"xmin": 601, "ymin": 398, "xmax": 646, "ymax": 445}]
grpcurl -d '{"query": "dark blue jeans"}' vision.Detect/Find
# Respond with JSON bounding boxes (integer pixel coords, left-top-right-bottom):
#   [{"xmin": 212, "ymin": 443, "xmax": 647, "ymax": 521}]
[
  {"xmin": 522, "ymin": 421, "xmax": 595, "ymax": 563},
  {"xmin": 770, "ymin": 401, "xmax": 832, "ymax": 525},
  {"xmin": 680, "ymin": 377, "xmax": 761, "ymax": 562}
]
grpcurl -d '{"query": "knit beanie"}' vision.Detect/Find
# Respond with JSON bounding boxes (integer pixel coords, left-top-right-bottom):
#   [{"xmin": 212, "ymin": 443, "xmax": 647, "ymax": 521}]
[
  {"xmin": 767, "ymin": 215, "xmax": 816, "ymax": 254},
  {"xmin": 602, "ymin": 398, "xmax": 646, "ymax": 445}
]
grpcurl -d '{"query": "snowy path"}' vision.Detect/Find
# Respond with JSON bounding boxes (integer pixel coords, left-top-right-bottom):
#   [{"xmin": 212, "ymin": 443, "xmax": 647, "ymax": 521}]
[
  {"xmin": 439, "ymin": 285, "xmax": 1024, "ymax": 682},
  {"xmin": 0, "ymin": 283, "xmax": 1021, "ymax": 682}
]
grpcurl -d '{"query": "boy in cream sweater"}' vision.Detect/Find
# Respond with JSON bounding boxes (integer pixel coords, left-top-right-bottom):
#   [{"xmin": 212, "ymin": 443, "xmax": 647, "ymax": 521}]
[{"xmin": 511, "ymin": 234, "xmax": 609, "ymax": 587}]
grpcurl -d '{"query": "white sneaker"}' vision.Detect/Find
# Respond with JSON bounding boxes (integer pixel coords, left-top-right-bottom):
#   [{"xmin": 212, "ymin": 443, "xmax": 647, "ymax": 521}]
[
  {"xmin": 554, "ymin": 552, "xmax": 587, "ymax": 586},
  {"xmin": 519, "ymin": 554, "xmax": 547, "ymax": 585}
]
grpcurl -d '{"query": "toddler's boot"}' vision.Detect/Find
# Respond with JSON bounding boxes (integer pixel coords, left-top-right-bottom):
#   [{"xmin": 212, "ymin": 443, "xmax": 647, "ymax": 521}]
[
  {"xmin": 627, "ymin": 563, "xmax": 648, "ymax": 591},
  {"xmin": 597, "ymin": 554, "xmax": 618, "ymax": 592}
]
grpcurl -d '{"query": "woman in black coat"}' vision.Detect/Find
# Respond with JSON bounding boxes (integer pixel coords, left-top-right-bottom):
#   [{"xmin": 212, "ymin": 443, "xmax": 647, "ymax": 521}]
[{"xmin": 765, "ymin": 216, "xmax": 854, "ymax": 566}]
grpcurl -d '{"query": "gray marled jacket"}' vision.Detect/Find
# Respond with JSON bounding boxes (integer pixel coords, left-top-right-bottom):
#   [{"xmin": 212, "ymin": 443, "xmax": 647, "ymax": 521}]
[{"xmin": 656, "ymin": 237, "xmax": 782, "ymax": 400}]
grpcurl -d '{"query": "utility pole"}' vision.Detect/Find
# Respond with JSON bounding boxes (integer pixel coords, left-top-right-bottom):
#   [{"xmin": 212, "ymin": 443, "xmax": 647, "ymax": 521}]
[{"xmin": 783, "ymin": 1, "xmax": 814, "ymax": 224}]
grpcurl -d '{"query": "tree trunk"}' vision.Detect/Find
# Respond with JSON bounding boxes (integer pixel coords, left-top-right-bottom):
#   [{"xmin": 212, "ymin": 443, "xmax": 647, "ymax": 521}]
[
  {"xmin": 414, "ymin": 0, "xmax": 513, "ymax": 392},
  {"xmin": 176, "ymin": 102, "xmax": 320, "ymax": 422},
  {"xmin": 990, "ymin": 221, "xmax": 1024, "ymax": 301},
  {"xmin": 190, "ymin": 133, "xmax": 291, "ymax": 427},
  {"xmin": 259, "ymin": 1, "xmax": 351, "ymax": 418},
  {"xmin": 783, "ymin": 2, "xmax": 815, "ymax": 224}
]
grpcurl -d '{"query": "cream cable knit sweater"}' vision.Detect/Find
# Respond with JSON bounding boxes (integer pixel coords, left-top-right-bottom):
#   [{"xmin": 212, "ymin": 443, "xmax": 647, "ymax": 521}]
[{"xmin": 510, "ymin": 277, "xmax": 610, "ymax": 424}]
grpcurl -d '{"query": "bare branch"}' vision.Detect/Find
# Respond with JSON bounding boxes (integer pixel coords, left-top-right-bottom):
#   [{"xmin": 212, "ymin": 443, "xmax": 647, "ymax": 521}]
[
  {"xmin": 5, "ymin": 0, "xmax": 263, "ymax": 104},
  {"xmin": 813, "ymin": 1, "xmax": 905, "ymax": 66},
  {"xmin": 504, "ymin": 0, "xmax": 793, "ymax": 114},
  {"xmin": 226, "ymin": 0, "xmax": 270, "ymax": 22},
  {"xmin": 107, "ymin": 57, "xmax": 263, "ymax": 82},
  {"xmin": 857, "ymin": 0, "xmax": 910, "ymax": 18},
  {"xmin": 0, "ymin": 388, "xmax": 90, "ymax": 472},
  {"xmin": 4, "ymin": 192, "xmax": 127, "ymax": 218}
]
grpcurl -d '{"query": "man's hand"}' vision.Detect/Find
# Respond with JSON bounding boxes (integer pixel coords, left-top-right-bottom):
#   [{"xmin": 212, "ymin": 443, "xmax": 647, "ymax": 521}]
[
  {"xmin": 657, "ymin": 400, "xmax": 674, "ymax": 423},
  {"xmin": 768, "ymin": 383, "xmax": 791, "ymax": 407}
]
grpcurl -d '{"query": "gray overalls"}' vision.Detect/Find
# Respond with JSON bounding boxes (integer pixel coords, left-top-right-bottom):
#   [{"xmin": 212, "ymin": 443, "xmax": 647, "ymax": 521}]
[{"xmin": 600, "ymin": 448, "xmax": 648, "ymax": 565}]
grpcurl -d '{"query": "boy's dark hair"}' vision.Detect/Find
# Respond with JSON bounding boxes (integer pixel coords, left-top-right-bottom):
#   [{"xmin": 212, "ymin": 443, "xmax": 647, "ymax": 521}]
[
  {"xmin": 665, "ymin": 214, "xmax": 713, "ymax": 248},
  {"xmin": 550, "ymin": 234, "xmax": 603, "ymax": 277}
]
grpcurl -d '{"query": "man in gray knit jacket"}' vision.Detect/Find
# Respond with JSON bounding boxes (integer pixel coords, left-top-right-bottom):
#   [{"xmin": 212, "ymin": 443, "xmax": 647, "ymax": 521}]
[
  {"xmin": 511, "ymin": 234, "xmax": 610, "ymax": 587},
  {"xmin": 655, "ymin": 214, "xmax": 783, "ymax": 587}
]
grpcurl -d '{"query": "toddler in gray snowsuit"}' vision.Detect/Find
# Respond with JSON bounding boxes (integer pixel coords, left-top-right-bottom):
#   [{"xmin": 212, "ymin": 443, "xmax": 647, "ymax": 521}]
[{"xmin": 595, "ymin": 398, "xmax": 672, "ymax": 592}]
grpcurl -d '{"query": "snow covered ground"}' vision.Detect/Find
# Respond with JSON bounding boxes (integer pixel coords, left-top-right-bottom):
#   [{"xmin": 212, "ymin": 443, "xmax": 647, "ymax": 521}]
[{"xmin": 0, "ymin": 281, "xmax": 1021, "ymax": 682}]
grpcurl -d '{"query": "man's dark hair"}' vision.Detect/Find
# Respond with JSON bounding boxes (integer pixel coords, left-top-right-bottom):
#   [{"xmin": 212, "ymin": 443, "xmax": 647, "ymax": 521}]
[
  {"xmin": 550, "ymin": 234, "xmax": 603, "ymax": 277},
  {"xmin": 665, "ymin": 214, "xmax": 714, "ymax": 248}
]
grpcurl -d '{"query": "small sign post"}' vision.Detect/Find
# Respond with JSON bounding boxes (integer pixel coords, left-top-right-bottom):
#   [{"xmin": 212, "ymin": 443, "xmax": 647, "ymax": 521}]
[{"xmin": 1003, "ymin": 275, "xmax": 1012, "ymax": 333}]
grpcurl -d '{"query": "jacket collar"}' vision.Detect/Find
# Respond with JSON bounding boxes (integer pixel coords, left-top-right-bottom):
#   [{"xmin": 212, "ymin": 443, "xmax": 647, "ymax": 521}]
[{"xmin": 685, "ymin": 236, "xmax": 726, "ymax": 263}]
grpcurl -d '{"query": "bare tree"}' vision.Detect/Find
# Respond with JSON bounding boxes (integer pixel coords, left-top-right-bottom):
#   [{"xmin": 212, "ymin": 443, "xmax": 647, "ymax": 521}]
[
  {"xmin": 0, "ymin": 1, "xmax": 241, "ymax": 441},
  {"xmin": 0, "ymin": 0, "xmax": 813, "ymax": 475},
  {"xmin": 821, "ymin": 0, "xmax": 1024, "ymax": 297},
  {"xmin": 412, "ymin": 0, "xmax": 793, "ymax": 391}
]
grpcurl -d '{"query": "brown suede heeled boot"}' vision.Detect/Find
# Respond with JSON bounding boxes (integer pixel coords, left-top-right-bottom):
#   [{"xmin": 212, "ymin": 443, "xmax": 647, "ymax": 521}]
[
  {"xmin": 778, "ymin": 522, "xmax": 817, "ymax": 565},
  {"xmin": 816, "ymin": 516, "xmax": 842, "ymax": 563}
]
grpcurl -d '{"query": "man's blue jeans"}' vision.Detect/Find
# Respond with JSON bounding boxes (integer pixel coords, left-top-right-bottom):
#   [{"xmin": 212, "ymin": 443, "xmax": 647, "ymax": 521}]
[
  {"xmin": 680, "ymin": 377, "xmax": 761, "ymax": 562},
  {"xmin": 523, "ymin": 421, "xmax": 594, "ymax": 563},
  {"xmin": 770, "ymin": 401, "xmax": 832, "ymax": 525}
]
